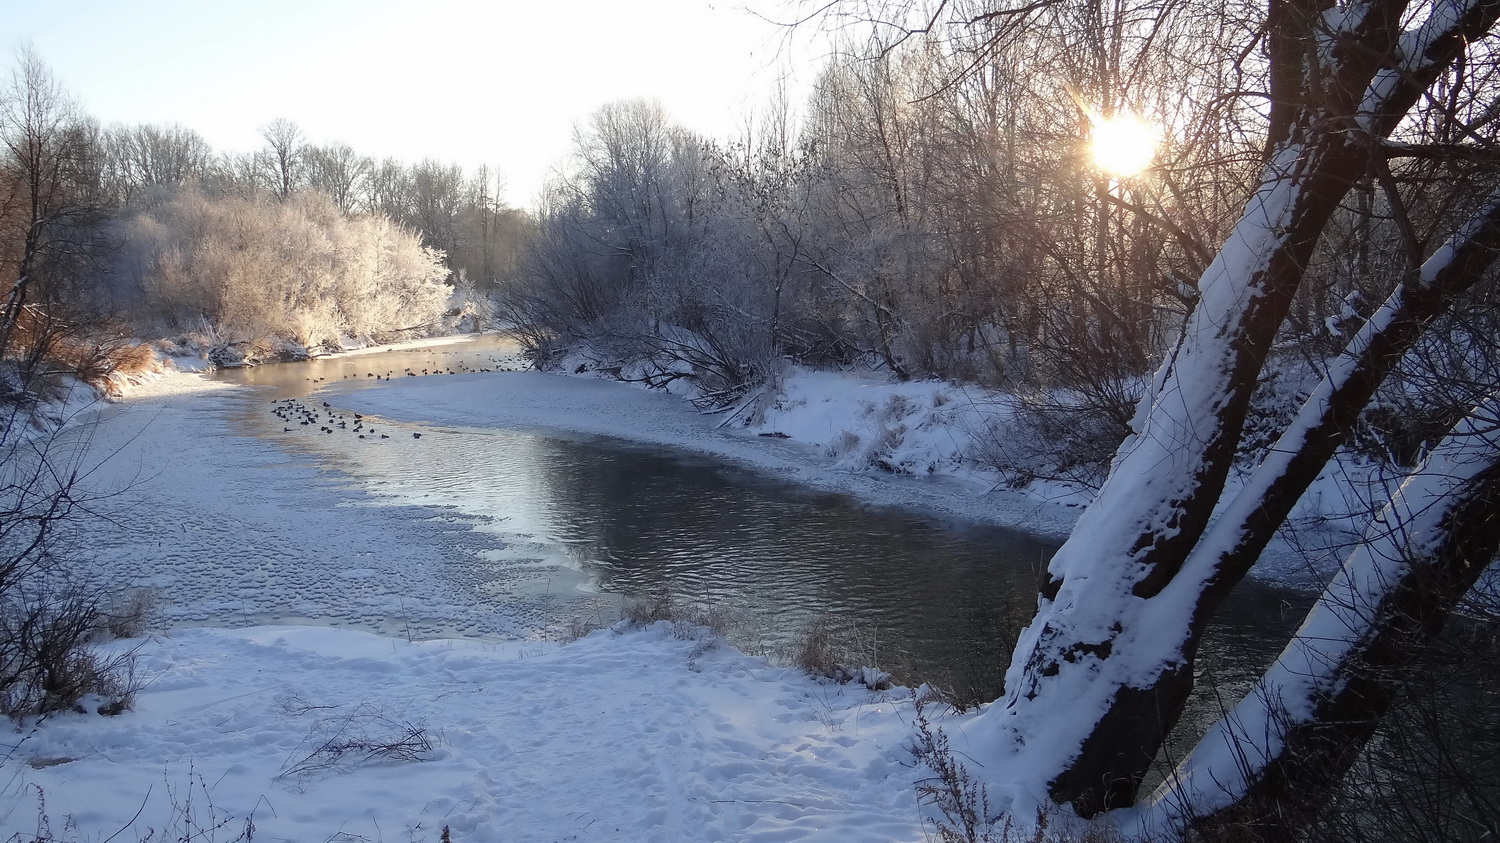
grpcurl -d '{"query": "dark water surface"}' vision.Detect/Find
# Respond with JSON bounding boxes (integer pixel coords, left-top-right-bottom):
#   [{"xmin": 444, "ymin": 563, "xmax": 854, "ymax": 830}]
[{"xmin": 211, "ymin": 336, "xmax": 1311, "ymax": 721}]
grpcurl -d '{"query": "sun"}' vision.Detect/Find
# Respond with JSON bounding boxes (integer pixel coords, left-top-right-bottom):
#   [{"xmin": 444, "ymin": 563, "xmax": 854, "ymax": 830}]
[{"xmin": 1088, "ymin": 111, "xmax": 1158, "ymax": 178}]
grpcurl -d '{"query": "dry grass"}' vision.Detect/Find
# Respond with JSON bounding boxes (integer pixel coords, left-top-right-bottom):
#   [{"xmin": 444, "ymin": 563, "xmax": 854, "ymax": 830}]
[
  {"xmin": 785, "ymin": 615, "xmax": 896, "ymax": 690},
  {"xmin": 791, "ymin": 615, "xmax": 841, "ymax": 678},
  {"xmin": 3, "ymin": 307, "xmax": 159, "ymax": 394},
  {"xmin": 550, "ymin": 597, "xmax": 620, "ymax": 643},
  {"xmin": 102, "ymin": 588, "xmax": 161, "ymax": 640},
  {"xmin": 914, "ymin": 696, "xmax": 1129, "ymax": 843},
  {"xmin": 622, "ymin": 592, "xmax": 738, "ymax": 641},
  {"xmin": 106, "ymin": 341, "xmax": 157, "ymax": 375}
]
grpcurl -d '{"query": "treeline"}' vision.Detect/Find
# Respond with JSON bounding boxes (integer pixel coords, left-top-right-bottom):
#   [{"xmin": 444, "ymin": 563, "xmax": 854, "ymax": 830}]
[
  {"xmin": 0, "ymin": 51, "xmax": 530, "ymax": 381},
  {"xmin": 503, "ymin": 45, "xmax": 1252, "ymax": 404},
  {"xmin": 99, "ymin": 118, "xmax": 530, "ymax": 297},
  {"xmin": 503, "ymin": 31, "xmax": 1498, "ymax": 475}
]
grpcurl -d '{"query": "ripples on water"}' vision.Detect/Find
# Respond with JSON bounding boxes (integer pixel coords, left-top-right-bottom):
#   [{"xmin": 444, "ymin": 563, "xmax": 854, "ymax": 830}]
[{"xmin": 215, "ymin": 335, "xmax": 1310, "ymax": 718}]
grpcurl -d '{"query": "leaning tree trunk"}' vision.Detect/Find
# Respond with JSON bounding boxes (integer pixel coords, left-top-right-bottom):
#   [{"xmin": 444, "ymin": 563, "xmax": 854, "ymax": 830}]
[
  {"xmin": 953, "ymin": 0, "xmax": 1500, "ymax": 819},
  {"xmin": 1142, "ymin": 392, "xmax": 1500, "ymax": 837}
]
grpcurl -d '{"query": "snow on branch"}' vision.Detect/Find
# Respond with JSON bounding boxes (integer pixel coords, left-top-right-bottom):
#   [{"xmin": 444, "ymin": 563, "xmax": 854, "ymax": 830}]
[
  {"xmin": 1359, "ymin": 0, "xmax": 1500, "ymax": 133},
  {"xmin": 1166, "ymin": 186, "xmax": 1500, "ymax": 612},
  {"xmin": 1140, "ymin": 389, "xmax": 1500, "ymax": 834}
]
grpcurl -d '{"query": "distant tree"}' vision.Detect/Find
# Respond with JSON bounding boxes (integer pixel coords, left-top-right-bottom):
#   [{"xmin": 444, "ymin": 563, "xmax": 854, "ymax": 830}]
[
  {"xmin": 206, "ymin": 149, "xmax": 267, "ymax": 200},
  {"xmin": 259, "ymin": 118, "xmax": 304, "ymax": 202},
  {"xmin": 463, "ymin": 164, "xmax": 506, "ymax": 288},
  {"xmin": 100, "ymin": 123, "xmax": 214, "ymax": 203},
  {"xmin": 407, "ymin": 159, "xmax": 465, "ymax": 255},
  {"xmin": 304, "ymin": 142, "xmax": 372, "ymax": 213},
  {"xmin": 365, "ymin": 157, "xmax": 411, "ymax": 220},
  {"xmin": 508, "ymin": 100, "xmax": 754, "ymax": 383},
  {"xmin": 117, "ymin": 187, "xmax": 449, "ymax": 352}
]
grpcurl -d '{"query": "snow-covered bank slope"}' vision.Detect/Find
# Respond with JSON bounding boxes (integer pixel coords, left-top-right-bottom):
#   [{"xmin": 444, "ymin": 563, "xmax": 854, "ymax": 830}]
[{"xmin": 5, "ymin": 623, "xmax": 923, "ymax": 842}]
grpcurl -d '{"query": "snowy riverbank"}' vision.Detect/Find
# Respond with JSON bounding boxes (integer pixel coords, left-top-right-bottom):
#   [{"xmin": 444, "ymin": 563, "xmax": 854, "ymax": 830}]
[
  {"xmin": 8, "ymin": 624, "xmax": 924, "ymax": 842},
  {"xmin": 1, "ymin": 349, "xmax": 1352, "ymax": 841},
  {"xmin": 0, "ymin": 353, "xmax": 964, "ymax": 842},
  {"xmin": 330, "ymin": 363, "xmax": 1086, "ymax": 541}
]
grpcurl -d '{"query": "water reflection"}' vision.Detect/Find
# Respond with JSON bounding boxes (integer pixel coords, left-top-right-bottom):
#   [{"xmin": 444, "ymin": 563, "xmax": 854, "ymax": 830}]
[
  {"xmin": 210, "ymin": 335, "xmax": 1311, "ymax": 708},
  {"xmin": 527, "ymin": 434, "xmax": 1057, "ymax": 696}
]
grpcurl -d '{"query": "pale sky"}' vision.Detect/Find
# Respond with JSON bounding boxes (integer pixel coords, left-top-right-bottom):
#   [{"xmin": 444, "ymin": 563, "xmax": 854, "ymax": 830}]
[{"xmin": 2, "ymin": 0, "xmax": 823, "ymax": 208}]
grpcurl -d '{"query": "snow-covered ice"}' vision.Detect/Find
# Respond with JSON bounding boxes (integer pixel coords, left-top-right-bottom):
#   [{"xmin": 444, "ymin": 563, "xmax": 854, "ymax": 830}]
[
  {"xmin": 6, "ymin": 624, "xmax": 924, "ymax": 842},
  {"xmin": 65, "ymin": 375, "xmax": 562, "ymax": 640}
]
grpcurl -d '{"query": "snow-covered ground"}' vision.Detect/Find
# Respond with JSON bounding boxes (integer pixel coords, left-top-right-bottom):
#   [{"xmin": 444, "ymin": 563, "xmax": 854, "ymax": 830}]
[
  {"xmin": 0, "ymin": 342, "xmax": 1356, "ymax": 841},
  {"xmin": 9, "ymin": 625, "xmax": 923, "ymax": 842},
  {"xmin": 0, "ymin": 355, "xmax": 987, "ymax": 842}
]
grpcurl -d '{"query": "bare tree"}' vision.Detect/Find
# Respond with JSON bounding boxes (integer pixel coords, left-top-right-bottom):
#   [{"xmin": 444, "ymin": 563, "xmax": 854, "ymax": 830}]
[
  {"xmin": 0, "ymin": 48, "xmax": 101, "ymax": 386},
  {"xmin": 407, "ymin": 159, "xmax": 465, "ymax": 255},
  {"xmin": 304, "ymin": 142, "xmax": 372, "ymax": 213},
  {"xmin": 464, "ymin": 164, "xmax": 506, "ymax": 288},
  {"xmin": 100, "ymin": 122, "xmax": 214, "ymax": 203},
  {"xmin": 259, "ymin": 118, "xmax": 304, "ymax": 202}
]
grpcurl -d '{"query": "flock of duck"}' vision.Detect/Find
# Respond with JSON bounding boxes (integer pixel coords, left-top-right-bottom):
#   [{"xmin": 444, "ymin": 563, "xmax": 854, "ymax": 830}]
[
  {"xmin": 272, "ymin": 399, "xmax": 406, "ymax": 439},
  {"xmin": 300, "ymin": 359, "xmax": 524, "ymax": 384},
  {"xmin": 273, "ymin": 353, "xmax": 527, "ymax": 440}
]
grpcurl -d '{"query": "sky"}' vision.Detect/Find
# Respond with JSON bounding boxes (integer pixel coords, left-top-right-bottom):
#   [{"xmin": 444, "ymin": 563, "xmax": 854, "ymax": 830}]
[{"xmin": 1, "ymin": 0, "xmax": 825, "ymax": 208}]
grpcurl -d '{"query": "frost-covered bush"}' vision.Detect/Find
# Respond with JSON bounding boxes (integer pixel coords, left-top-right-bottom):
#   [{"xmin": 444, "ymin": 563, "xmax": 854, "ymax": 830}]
[
  {"xmin": 115, "ymin": 188, "xmax": 450, "ymax": 351},
  {"xmin": 825, "ymin": 429, "xmax": 864, "ymax": 462},
  {"xmin": 974, "ymin": 385, "xmax": 1141, "ymax": 490}
]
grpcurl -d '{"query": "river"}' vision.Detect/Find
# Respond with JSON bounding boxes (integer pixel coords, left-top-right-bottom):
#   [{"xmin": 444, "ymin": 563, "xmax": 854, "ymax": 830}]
[{"xmin": 202, "ymin": 333, "xmax": 1311, "ymax": 734}]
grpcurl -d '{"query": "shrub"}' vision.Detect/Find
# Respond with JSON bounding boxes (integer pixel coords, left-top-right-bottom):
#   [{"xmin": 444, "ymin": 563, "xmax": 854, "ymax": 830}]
[
  {"xmin": 0, "ymin": 590, "xmax": 139, "ymax": 718},
  {"xmin": 971, "ymin": 388, "xmax": 1135, "ymax": 491},
  {"xmin": 0, "ymin": 403, "xmax": 143, "ymax": 720},
  {"xmin": 117, "ymin": 188, "xmax": 451, "ymax": 350},
  {"xmin": 824, "ymin": 429, "xmax": 863, "ymax": 460}
]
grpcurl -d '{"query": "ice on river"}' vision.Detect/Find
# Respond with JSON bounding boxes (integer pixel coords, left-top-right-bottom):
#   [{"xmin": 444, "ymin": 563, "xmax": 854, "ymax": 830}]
[
  {"xmin": 66, "ymin": 376, "xmax": 573, "ymax": 640},
  {"xmin": 2, "ymin": 363, "xmax": 939, "ymax": 842}
]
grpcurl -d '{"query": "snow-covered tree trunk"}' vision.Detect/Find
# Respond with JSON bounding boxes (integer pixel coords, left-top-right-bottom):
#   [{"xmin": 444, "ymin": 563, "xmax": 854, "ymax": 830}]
[
  {"xmin": 1142, "ymin": 392, "xmax": 1500, "ymax": 836},
  {"xmin": 957, "ymin": 0, "xmax": 1500, "ymax": 819}
]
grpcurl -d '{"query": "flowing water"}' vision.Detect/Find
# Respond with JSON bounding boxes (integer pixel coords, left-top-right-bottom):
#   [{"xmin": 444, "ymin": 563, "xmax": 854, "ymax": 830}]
[{"xmin": 211, "ymin": 335, "xmax": 1311, "ymax": 720}]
